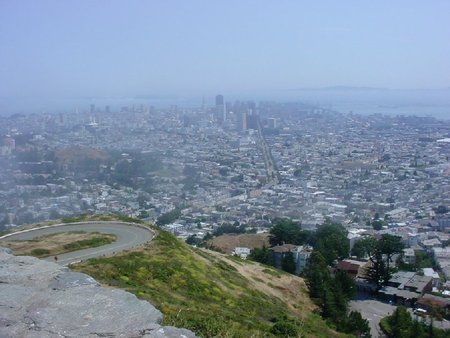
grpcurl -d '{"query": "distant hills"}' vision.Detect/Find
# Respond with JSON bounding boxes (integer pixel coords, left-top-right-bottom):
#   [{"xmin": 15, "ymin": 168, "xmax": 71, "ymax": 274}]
[{"xmin": 281, "ymin": 86, "xmax": 450, "ymax": 92}]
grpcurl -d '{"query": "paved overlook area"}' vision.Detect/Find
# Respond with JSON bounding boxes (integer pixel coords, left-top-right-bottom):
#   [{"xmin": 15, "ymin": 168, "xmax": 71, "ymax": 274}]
[
  {"xmin": 0, "ymin": 248, "xmax": 196, "ymax": 338},
  {"xmin": 0, "ymin": 221, "xmax": 155, "ymax": 266}
]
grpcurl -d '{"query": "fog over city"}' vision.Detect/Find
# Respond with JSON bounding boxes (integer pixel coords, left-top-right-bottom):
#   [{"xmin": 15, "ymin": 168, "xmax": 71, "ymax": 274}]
[{"xmin": 1, "ymin": 2, "xmax": 450, "ymax": 338}]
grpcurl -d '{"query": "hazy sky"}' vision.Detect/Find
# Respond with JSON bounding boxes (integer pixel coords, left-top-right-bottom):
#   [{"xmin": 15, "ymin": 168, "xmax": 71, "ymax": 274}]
[{"xmin": 1, "ymin": 1, "xmax": 450, "ymax": 100}]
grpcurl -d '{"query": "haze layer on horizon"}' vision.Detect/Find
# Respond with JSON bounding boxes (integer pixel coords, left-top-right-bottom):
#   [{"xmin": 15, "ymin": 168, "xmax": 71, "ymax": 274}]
[{"xmin": 1, "ymin": 1, "xmax": 450, "ymax": 105}]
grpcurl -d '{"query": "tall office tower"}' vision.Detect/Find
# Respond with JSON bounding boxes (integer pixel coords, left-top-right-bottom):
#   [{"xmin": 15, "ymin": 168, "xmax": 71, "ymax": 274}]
[
  {"xmin": 268, "ymin": 117, "xmax": 278, "ymax": 129},
  {"xmin": 215, "ymin": 94, "xmax": 225, "ymax": 123},
  {"xmin": 90, "ymin": 104, "xmax": 95, "ymax": 114},
  {"xmin": 201, "ymin": 96, "xmax": 206, "ymax": 114},
  {"xmin": 215, "ymin": 94, "xmax": 224, "ymax": 106},
  {"xmin": 247, "ymin": 112, "xmax": 259, "ymax": 130},
  {"xmin": 105, "ymin": 105, "xmax": 110, "ymax": 113},
  {"xmin": 237, "ymin": 111, "xmax": 247, "ymax": 131}
]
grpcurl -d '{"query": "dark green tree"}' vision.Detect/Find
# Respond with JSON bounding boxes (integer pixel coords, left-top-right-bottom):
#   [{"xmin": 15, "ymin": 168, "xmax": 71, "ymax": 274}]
[
  {"xmin": 249, "ymin": 245, "xmax": 272, "ymax": 265},
  {"xmin": 269, "ymin": 218, "xmax": 309, "ymax": 246},
  {"xmin": 344, "ymin": 311, "xmax": 371, "ymax": 338},
  {"xmin": 409, "ymin": 318, "xmax": 425, "ymax": 338},
  {"xmin": 270, "ymin": 317, "xmax": 299, "ymax": 337},
  {"xmin": 312, "ymin": 221, "xmax": 349, "ymax": 265},
  {"xmin": 156, "ymin": 208, "xmax": 181, "ymax": 226},
  {"xmin": 435, "ymin": 205, "xmax": 449, "ymax": 214},
  {"xmin": 372, "ymin": 219, "xmax": 384, "ymax": 230},
  {"xmin": 334, "ymin": 269, "xmax": 356, "ymax": 300},
  {"xmin": 281, "ymin": 251, "xmax": 296, "ymax": 274},
  {"xmin": 366, "ymin": 234, "xmax": 404, "ymax": 290},
  {"xmin": 383, "ymin": 306, "xmax": 413, "ymax": 338},
  {"xmin": 351, "ymin": 237, "xmax": 376, "ymax": 258},
  {"xmin": 303, "ymin": 251, "xmax": 330, "ymax": 301},
  {"xmin": 303, "ymin": 251, "xmax": 368, "ymax": 336}
]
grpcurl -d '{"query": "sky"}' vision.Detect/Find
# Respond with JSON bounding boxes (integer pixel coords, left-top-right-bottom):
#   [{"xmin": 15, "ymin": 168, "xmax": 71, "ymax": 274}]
[{"xmin": 1, "ymin": 1, "xmax": 450, "ymax": 103}]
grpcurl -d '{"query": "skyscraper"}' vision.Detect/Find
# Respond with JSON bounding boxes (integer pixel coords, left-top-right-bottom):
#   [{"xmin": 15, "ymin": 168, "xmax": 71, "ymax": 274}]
[
  {"xmin": 215, "ymin": 94, "xmax": 224, "ymax": 106},
  {"xmin": 237, "ymin": 111, "xmax": 247, "ymax": 131},
  {"xmin": 215, "ymin": 94, "xmax": 225, "ymax": 123}
]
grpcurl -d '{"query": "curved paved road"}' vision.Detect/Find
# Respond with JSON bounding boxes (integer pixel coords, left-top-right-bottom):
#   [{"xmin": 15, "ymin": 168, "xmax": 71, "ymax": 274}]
[{"xmin": 0, "ymin": 222, "xmax": 154, "ymax": 266}]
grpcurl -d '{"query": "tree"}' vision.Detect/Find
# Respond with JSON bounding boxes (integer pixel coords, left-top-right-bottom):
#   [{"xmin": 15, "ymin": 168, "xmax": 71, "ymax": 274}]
[
  {"xmin": 381, "ymin": 306, "xmax": 413, "ymax": 338},
  {"xmin": 372, "ymin": 219, "xmax": 384, "ymax": 230},
  {"xmin": 366, "ymin": 234, "xmax": 404, "ymax": 290},
  {"xmin": 303, "ymin": 251, "xmax": 369, "ymax": 336},
  {"xmin": 270, "ymin": 317, "xmax": 299, "ymax": 337},
  {"xmin": 409, "ymin": 318, "xmax": 425, "ymax": 338},
  {"xmin": 351, "ymin": 237, "xmax": 377, "ymax": 259},
  {"xmin": 303, "ymin": 251, "xmax": 330, "ymax": 301},
  {"xmin": 269, "ymin": 218, "xmax": 309, "ymax": 246},
  {"xmin": 281, "ymin": 251, "xmax": 296, "ymax": 274},
  {"xmin": 156, "ymin": 208, "xmax": 181, "ymax": 226},
  {"xmin": 334, "ymin": 269, "xmax": 356, "ymax": 300},
  {"xmin": 186, "ymin": 234, "xmax": 202, "ymax": 246},
  {"xmin": 435, "ymin": 205, "xmax": 449, "ymax": 214},
  {"xmin": 312, "ymin": 221, "xmax": 349, "ymax": 265},
  {"xmin": 388, "ymin": 306, "xmax": 412, "ymax": 338},
  {"xmin": 249, "ymin": 245, "xmax": 272, "ymax": 265},
  {"xmin": 344, "ymin": 311, "xmax": 371, "ymax": 338},
  {"xmin": 213, "ymin": 223, "xmax": 246, "ymax": 236}
]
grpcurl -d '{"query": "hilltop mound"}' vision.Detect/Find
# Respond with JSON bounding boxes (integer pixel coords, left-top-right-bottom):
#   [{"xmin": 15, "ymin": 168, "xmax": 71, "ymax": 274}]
[
  {"xmin": 208, "ymin": 232, "xmax": 270, "ymax": 254},
  {"xmin": 72, "ymin": 228, "xmax": 345, "ymax": 338}
]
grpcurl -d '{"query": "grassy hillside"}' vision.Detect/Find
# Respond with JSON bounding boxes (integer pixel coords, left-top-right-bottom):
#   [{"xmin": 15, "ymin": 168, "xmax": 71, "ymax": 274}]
[{"xmin": 72, "ymin": 226, "xmax": 347, "ymax": 338}]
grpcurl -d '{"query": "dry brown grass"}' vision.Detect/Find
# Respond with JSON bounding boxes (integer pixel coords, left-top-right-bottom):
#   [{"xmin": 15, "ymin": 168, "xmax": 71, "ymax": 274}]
[
  {"xmin": 201, "ymin": 248, "xmax": 316, "ymax": 319},
  {"xmin": 207, "ymin": 233, "xmax": 270, "ymax": 254}
]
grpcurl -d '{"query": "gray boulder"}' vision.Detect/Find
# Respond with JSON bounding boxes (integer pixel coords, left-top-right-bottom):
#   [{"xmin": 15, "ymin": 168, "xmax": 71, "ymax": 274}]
[{"xmin": 0, "ymin": 248, "xmax": 197, "ymax": 338}]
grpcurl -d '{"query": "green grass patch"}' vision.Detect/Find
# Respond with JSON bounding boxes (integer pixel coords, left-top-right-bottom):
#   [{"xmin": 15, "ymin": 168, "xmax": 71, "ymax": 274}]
[
  {"xmin": 30, "ymin": 248, "xmax": 51, "ymax": 257},
  {"xmin": 226, "ymin": 255, "xmax": 245, "ymax": 265},
  {"xmin": 63, "ymin": 236, "xmax": 115, "ymax": 251},
  {"xmin": 262, "ymin": 268, "xmax": 283, "ymax": 278}
]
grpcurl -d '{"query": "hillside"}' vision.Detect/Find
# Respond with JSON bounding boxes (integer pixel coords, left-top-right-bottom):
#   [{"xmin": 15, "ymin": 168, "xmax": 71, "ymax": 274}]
[
  {"xmin": 72, "ymin": 226, "xmax": 347, "ymax": 338},
  {"xmin": 208, "ymin": 233, "xmax": 270, "ymax": 254}
]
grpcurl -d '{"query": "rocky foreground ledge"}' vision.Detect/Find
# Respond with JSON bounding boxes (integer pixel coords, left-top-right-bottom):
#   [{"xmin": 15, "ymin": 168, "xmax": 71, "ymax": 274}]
[{"xmin": 0, "ymin": 248, "xmax": 196, "ymax": 338}]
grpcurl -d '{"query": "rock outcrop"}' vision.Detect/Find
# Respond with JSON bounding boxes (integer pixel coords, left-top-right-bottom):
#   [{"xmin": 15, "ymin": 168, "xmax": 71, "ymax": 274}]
[{"xmin": 0, "ymin": 248, "xmax": 196, "ymax": 337}]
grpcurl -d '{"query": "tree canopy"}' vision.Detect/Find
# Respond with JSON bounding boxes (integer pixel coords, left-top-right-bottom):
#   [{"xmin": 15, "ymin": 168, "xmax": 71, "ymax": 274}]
[
  {"xmin": 248, "ymin": 245, "xmax": 272, "ymax": 266},
  {"xmin": 269, "ymin": 218, "xmax": 310, "ymax": 246},
  {"xmin": 363, "ymin": 234, "xmax": 404, "ymax": 290},
  {"xmin": 303, "ymin": 250, "xmax": 369, "ymax": 337},
  {"xmin": 311, "ymin": 221, "xmax": 349, "ymax": 266},
  {"xmin": 380, "ymin": 305, "xmax": 450, "ymax": 338},
  {"xmin": 156, "ymin": 208, "xmax": 181, "ymax": 226}
]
